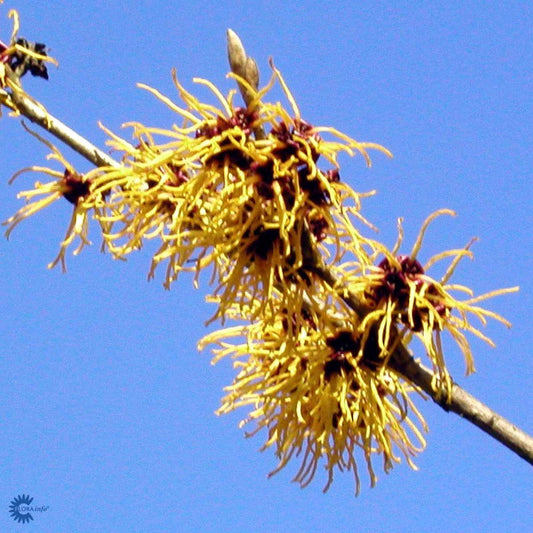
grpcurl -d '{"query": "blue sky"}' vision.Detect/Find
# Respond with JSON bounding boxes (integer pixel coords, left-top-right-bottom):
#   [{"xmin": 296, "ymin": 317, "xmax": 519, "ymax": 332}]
[{"xmin": 1, "ymin": 1, "xmax": 531, "ymax": 532}]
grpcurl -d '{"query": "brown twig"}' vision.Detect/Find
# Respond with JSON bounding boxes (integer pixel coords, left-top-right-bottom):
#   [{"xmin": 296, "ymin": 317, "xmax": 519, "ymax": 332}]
[{"xmin": 390, "ymin": 346, "xmax": 533, "ymax": 464}]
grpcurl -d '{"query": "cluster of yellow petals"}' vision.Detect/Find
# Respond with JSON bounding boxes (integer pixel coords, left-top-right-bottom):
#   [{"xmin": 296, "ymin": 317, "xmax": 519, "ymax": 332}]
[
  {"xmin": 201, "ymin": 281, "xmax": 427, "ymax": 494},
  {"xmin": 6, "ymin": 67, "xmax": 388, "ymax": 319},
  {"xmin": 338, "ymin": 210, "xmax": 517, "ymax": 393}
]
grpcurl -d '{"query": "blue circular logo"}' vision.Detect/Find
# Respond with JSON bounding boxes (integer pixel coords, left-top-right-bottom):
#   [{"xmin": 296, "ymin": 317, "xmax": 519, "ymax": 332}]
[{"xmin": 9, "ymin": 494, "xmax": 34, "ymax": 524}]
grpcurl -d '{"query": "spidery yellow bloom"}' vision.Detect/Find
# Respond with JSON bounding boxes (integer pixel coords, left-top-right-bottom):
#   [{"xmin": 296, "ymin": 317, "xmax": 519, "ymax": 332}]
[
  {"xmin": 344, "ymin": 210, "xmax": 518, "ymax": 393},
  {"xmin": 200, "ymin": 286, "xmax": 427, "ymax": 494},
  {"xmin": 6, "ymin": 64, "xmax": 387, "ymax": 323},
  {"xmin": 3, "ymin": 130, "xmax": 107, "ymax": 271},
  {"xmin": 44, "ymin": 68, "xmax": 384, "ymax": 309}
]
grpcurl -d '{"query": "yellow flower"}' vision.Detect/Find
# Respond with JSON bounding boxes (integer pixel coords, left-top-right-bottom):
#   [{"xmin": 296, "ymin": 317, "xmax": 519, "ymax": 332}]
[
  {"xmin": 344, "ymin": 210, "xmax": 518, "ymax": 392},
  {"xmin": 87, "ymin": 68, "xmax": 388, "ymax": 319},
  {"xmin": 6, "ymin": 60, "xmax": 387, "ymax": 323},
  {"xmin": 3, "ymin": 133, "xmax": 104, "ymax": 271},
  {"xmin": 201, "ymin": 284, "xmax": 427, "ymax": 494}
]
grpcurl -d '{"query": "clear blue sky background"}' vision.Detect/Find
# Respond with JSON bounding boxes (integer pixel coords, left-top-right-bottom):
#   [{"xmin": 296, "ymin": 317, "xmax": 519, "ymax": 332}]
[{"xmin": 1, "ymin": 2, "xmax": 531, "ymax": 532}]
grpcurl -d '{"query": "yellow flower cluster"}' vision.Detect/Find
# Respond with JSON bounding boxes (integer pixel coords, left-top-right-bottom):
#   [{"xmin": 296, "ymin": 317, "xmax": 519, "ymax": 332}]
[
  {"xmin": 3, "ymin": 38, "xmax": 517, "ymax": 493},
  {"xmin": 339, "ymin": 210, "xmax": 517, "ymax": 393},
  {"xmin": 200, "ymin": 281, "xmax": 427, "ymax": 493}
]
